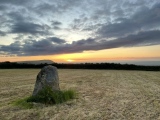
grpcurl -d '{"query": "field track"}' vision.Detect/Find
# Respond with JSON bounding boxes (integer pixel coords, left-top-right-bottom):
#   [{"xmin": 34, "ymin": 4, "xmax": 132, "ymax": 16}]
[{"xmin": 0, "ymin": 69, "xmax": 160, "ymax": 120}]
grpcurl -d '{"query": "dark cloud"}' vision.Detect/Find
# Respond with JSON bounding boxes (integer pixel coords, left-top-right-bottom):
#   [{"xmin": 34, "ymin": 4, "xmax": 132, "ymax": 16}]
[
  {"xmin": 32, "ymin": 0, "xmax": 82, "ymax": 16},
  {"xmin": 65, "ymin": 30, "xmax": 160, "ymax": 52},
  {"xmin": 0, "ymin": 31, "xmax": 6, "ymax": 36},
  {"xmin": 49, "ymin": 37, "xmax": 66, "ymax": 44},
  {"xmin": 7, "ymin": 11, "xmax": 48, "ymax": 35},
  {"xmin": 0, "ymin": 41, "xmax": 22, "ymax": 55},
  {"xmin": 0, "ymin": 36, "xmax": 67, "ymax": 56},
  {"xmin": 22, "ymin": 37, "xmax": 68, "ymax": 56},
  {"xmin": 10, "ymin": 21, "xmax": 50, "ymax": 35},
  {"xmin": 72, "ymin": 38, "xmax": 96, "ymax": 45},
  {"xmin": 51, "ymin": 21, "xmax": 62, "ymax": 30},
  {"xmin": 53, "ymin": 26, "xmax": 61, "ymax": 30},
  {"xmin": 0, "ymin": 30, "xmax": 160, "ymax": 56},
  {"xmin": 97, "ymin": 3, "xmax": 160, "ymax": 38},
  {"xmin": 97, "ymin": 21, "xmax": 138, "ymax": 38},
  {"xmin": 0, "ymin": 5, "xmax": 6, "ymax": 10},
  {"xmin": 105, "ymin": 30, "xmax": 160, "ymax": 48},
  {"xmin": 33, "ymin": 2, "xmax": 57, "ymax": 16},
  {"xmin": 52, "ymin": 21, "xmax": 62, "ymax": 26},
  {"xmin": 8, "ymin": 11, "xmax": 28, "ymax": 22},
  {"xmin": 0, "ymin": 0, "xmax": 30, "ymax": 5}
]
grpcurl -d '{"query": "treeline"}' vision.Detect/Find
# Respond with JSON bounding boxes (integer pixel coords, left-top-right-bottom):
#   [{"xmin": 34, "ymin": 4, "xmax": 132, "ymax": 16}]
[{"xmin": 0, "ymin": 61, "xmax": 160, "ymax": 71}]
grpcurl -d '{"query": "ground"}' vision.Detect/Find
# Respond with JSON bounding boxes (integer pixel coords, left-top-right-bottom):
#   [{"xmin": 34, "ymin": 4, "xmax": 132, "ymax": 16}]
[{"xmin": 0, "ymin": 69, "xmax": 160, "ymax": 120}]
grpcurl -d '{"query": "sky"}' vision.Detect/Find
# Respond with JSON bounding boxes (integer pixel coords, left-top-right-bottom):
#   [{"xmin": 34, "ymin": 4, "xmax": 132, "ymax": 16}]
[{"xmin": 0, "ymin": 0, "xmax": 160, "ymax": 64}]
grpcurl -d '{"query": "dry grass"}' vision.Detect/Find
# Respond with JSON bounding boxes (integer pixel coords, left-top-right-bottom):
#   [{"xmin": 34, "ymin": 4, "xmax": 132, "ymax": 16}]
[{"xmin": 0, "ymin": 69, "xmax": 160, "ymax": 120}]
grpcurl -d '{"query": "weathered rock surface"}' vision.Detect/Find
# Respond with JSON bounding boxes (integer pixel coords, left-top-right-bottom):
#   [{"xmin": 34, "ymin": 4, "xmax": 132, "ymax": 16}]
[{"xmin": 32, "ymin": 65, "xmax": 60, "ymax": 96}]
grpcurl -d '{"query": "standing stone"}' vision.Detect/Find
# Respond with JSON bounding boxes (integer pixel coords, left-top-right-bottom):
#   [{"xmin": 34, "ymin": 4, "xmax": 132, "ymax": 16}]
[{"xmin": 32, "ymin": 65, "xmax": 60, "ymax": 96}]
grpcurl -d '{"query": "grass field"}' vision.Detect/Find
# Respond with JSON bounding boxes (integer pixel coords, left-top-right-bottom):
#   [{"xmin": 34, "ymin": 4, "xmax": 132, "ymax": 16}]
[{"xmin": 0, "ymin": 69, "xmax": 160, "ymax": 120}]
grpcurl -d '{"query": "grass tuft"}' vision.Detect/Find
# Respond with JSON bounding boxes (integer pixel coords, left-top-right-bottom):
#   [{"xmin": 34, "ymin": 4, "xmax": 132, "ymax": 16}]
[
  {"xmin": 27, "ymin": 87, "xmax": 77, "ymax": 104},
  {"xmin": 12, "ymin": 87, "xmax": 76, "ymax": 109},
  {"xmin": 13, "ymin": 97, "xmax": 33, "ymax": 109}
]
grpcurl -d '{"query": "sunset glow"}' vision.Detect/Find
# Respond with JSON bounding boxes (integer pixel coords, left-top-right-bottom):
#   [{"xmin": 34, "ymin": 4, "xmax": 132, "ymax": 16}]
[{"xmin": 67, "ymin": 59, "xmax": 74, "ymax": 62}]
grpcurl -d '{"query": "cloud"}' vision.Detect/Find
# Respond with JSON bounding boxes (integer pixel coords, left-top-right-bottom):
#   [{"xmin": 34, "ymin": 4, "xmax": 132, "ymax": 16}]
[
  {"xmin": 49, "ymin": 37, "xmax": 66, "ymax": 44},
  {"xmin": 33, "ymin": 2, "xmax": 57, "ymax": 16},
  {"xmin": 0, "ymin": 30, "xmax": 160, "ymax": 56},
  {"xmin": 0, "ymin": 5, "xmax": 6, "ymax": 10},
  {"xmin": 0, "ymin": 36, "xmax": 66, "ymax": 56},
  {"xmin": 104, "ymin": 30, "xmax": 160, "ymax": 48},
  {"xmin": 51, "ymin": 21, "xmax": 62, "ymax": 30},
  {"xmin": 65, "ymin": 30, "xmax": 160, "ymax": 52},
  {"xmin": 52, "ymin": 21, "xmax": 62, "ymax": 26},
  {"xmin": 0, "ymin": 31, "xmax": 6, "ymax": 36},
  {"xmin": 0, "ymin": 0, "xmax": 30, "ymax": 5},
  {"xmin": 0, "ymin": 11, "xmax": 52, "ymax": 36},
  {"xmin": 32, "ymin": 0, "xmax": 82, "ymax": 16},
  {"xmin": 96, "ymin": 3, "xmax": 160, "ymax": 38},
  {"xmin": 0, "ymin": 41, "xmax": 22, "ymax": 55},
  {"xmin": 10, "ymin": 21, "xmax": 51, "ymax": 35}
]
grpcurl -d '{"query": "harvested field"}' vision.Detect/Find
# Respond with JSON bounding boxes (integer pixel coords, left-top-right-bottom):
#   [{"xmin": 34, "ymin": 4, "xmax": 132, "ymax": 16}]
[{"xmin": 0, "ymin": 69, "xmax": 160, "ymax": 120}]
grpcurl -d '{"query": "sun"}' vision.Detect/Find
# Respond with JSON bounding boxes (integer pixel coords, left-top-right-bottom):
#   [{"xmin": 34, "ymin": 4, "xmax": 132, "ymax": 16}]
[{"xmin": 67, "ymin": 59, "xmax": 74, "ymax": 62}]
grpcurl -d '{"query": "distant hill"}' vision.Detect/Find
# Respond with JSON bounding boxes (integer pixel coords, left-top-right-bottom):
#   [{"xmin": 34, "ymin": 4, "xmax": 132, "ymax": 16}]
[{"xmin": 17, "ymin": 60, "xmax": 54, "ymax": 65}]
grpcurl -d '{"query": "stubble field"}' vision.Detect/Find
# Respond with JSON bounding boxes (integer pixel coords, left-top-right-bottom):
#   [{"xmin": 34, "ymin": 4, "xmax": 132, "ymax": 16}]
[{"xmin": 0, "ymin": 69, "xmax": 160, "ymax": 120}]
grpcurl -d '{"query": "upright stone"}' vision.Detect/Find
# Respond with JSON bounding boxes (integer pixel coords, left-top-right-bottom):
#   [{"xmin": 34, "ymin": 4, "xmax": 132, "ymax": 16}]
[{"xmin": 32, "ymin": 65, "xmax": 60, "ymax": 96}]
